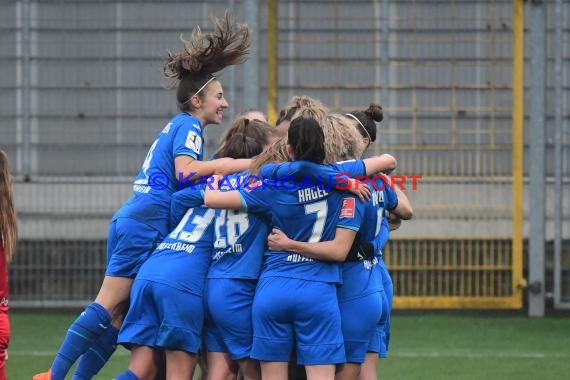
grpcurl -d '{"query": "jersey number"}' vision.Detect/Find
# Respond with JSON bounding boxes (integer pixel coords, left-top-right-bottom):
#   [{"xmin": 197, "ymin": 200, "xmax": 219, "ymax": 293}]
[
  {"xmin": 375, "ymin": 206, "xmax": 385, "ymax": 236},
  {"xmin": 169, "ymin": 208, "xmax": 215, "ymax": 243},
  {"xmin": 214, "ymin": 209, "xmax": 249, "ymax": 248},
  {"xmin": 134, "ymin": 139, "xmax": 159, "ymax": 185},
  {"xmin": 304, "ymin": 200, "xmax": 328, "ymax": 243}
]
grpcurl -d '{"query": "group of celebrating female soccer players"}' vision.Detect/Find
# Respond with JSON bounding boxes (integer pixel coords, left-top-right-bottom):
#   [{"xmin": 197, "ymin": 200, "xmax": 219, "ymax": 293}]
[{"xmin": 33, "ymin": 11, "xmax": 412, "ymax": 380}]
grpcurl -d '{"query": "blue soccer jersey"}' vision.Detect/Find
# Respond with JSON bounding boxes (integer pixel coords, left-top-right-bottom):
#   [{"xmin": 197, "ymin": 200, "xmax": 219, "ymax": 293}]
[
  {"xmin": 171, "ymin": 173, "xmax": 270, "ymax": 279},
  {"xmin": 282, "ymin": 162, "xmax": 387, "ymax": 301},
  {"xmin": 113, "ymin": 113, "xmax": 204, "ymax": 234},
  {"xmin": 335, "ymin": 175, "xmax": 398, "ymax": 302},
  {"xmin": 368, "ymin": 178, "xmax": 399, "ymax": 254},
  {"xmin": 338, "ymin": 177, "xmax": 388, "ymax": 302},
  {"xmin": 239, "ymin": 172, "xmax": 366, "ymax": 283},
  {"xmin": 257, "ymin": 162, "xmax": 395, "ymax": 300},
  {"xmin": 268, "ymin": 160, "xmax": 399, "ymax": 256},
  {"xmin": 170, "ymin": 185, "xmax": 206, "ymax": 231},
  {"xmin": 209, "ymin": 172, "xmax": 270, "ymax": 279},
  {"xmin": 135, "ymin": 205, "xmax": 215, "ymax": 295}
]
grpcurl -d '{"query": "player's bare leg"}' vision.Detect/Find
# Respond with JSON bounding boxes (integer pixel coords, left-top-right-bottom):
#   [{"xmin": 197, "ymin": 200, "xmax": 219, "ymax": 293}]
[
  {"xmin": 206, "ymin": 352, "xmax": 238, "ymax": 380},
  {"xmin": 94, "ymin": 276, "xmax": 134, "ymax": 323},
  {"xmin": 237, "ymin": 358, "xmax": 261, "ymax": 380},
  {"xmin": 260, "ymin": 361, "xmax": 288, "ymax": 380},
  {"xmin": 335, "ymin": 363, "xmax": 361, "ymax": 380},
  {"xmin": 357, "ymin": 353, "xmax": 378, "ymax": 380},
  {"xmin": 165, "ymin": 350, "xmax": 198, "ymax": 380},
  {"xmin": 127, "ymin": 345, "xmax": 160, "ymax": 380},
  {"xmin": 305, "ymin": 364, "xmax": 335, "ymax": 380}
]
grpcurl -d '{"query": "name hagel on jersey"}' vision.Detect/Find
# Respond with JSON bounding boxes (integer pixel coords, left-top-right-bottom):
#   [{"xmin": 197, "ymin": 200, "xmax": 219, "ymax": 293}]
[{"xmin": 298, "ymin": 187, "xmax": 329, "ymax": 203}]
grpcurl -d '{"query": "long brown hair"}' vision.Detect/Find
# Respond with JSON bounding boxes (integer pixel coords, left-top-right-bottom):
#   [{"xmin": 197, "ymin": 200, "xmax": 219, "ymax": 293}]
[
  {"xmin": 249, "ymin": 138, "xmax": 289, "ymax": 177},
  {"xmin": 0, "ymin": 151, "xmax": 17, "ymax": 262},
  {"xmin": 214, "ymin": 118, "xmax": 278, "ymax": 159},
  {"xmin": 276, "ymin": 95, "xmax": 329, "ymax": 126},
  {"xmin": 250, "ymin": 98, "xmax": 366, "ymax": 174},
  {"xmin": 163, "ymin": 11, "xmax": 251, "ymax": 112},
  {"xmin": 291, "ymin": 109, "xmax": 363, "ymax": 163},
  {"xmin": 214, "ymin": 111, "xmax": 273, "ymax": 158}
]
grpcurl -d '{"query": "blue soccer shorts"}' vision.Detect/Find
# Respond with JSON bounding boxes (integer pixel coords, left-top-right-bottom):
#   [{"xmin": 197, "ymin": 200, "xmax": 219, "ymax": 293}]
[
  {"xmin": 118, "ymin": 279, "xmax": 203, "ymax": 354},
  {"xmin": 250, "ymin": 276, "xmax": 345, "ymax": 365},
  {"xmin": 204, "ymin": 278, "xmax": 257, "ymax": 360},
  {"xmin": 340, "ymin": 291, "xmax": 383, "ymax": 363},
  {"xmin": 106, "ymin": 217, "xmax": 163, "ymax": 278}
]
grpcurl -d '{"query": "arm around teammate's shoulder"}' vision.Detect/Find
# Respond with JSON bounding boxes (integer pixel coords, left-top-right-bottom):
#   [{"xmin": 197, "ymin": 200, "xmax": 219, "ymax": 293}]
[
  {"xmin": 203, "ymin": 175, "xmax": 243, "ymax": 210},
  {"xmin": 267, "ymin": 227, "xmax": 357, "ymax": 262},
  {"xmin": 362, "ymin": 153, "xmax": 397, "ymax": 176},
  {"xmin": 175, "ymin": 155, "xmax": 236, "ymax": 182},
  {"xmin": 392, "ymin": 186, "xmax": 413, "ymax": 220}
]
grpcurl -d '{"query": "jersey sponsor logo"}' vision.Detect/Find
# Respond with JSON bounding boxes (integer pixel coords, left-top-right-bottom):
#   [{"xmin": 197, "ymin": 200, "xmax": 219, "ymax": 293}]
[
  {"xmin": 185, "ymin": 131, "xmax": 202, "ymax": 154},
  {"xmin": 156, "ymin": 241, "xmax": 196, "ymax": 254},
  {"xmin": 340, "ymin": 198, "xmax": 355, "ymax": 218},
  {"xmin": 286, "ymin": 254, "xmax": 314, "ymax": 263},
  {"xmin": 212, "ymin": 244, "xmax": 243, "ymax": 261}
]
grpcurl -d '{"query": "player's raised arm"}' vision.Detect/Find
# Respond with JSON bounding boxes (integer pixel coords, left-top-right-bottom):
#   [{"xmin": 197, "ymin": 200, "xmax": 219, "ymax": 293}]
[
  {"xmin": 213, "ymin": 158, "xmax": 252, "ymax": 176},
  {"xmin": 362, "ymin": 153, "xmax": 397, "ymax": 176},
  {"xmin": 175, "ymin": 155, "xmax": 235, "ymax": 182}
]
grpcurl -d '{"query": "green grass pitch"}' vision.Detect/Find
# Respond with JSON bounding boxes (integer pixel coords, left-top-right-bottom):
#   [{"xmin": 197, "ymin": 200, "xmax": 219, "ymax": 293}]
[{"xmin": 7, "ymin": 311, "xmax": 570, "ymax": 379}]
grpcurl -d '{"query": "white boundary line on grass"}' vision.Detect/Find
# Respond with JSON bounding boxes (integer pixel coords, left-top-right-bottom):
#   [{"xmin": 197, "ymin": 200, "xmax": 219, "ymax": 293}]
[{"xmin": 393, "ymin": 351, "xmax": 568, "ymax": 359}]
